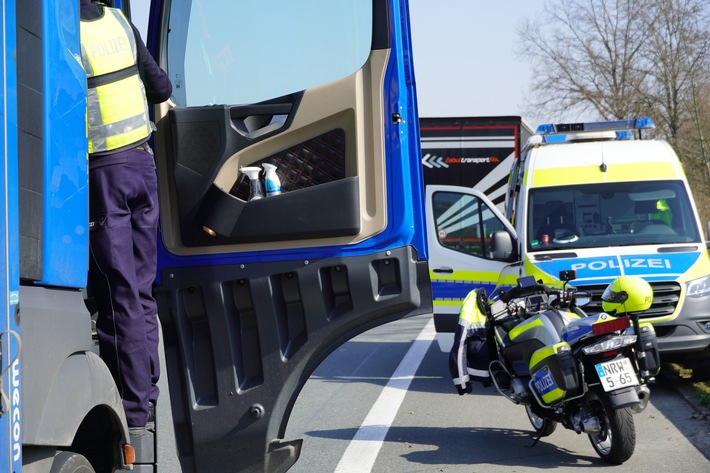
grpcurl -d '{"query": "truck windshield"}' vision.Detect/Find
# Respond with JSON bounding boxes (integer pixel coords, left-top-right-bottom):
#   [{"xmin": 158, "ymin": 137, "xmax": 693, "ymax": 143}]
[
  {"xmin": 166, "ymin": 0, "xmax": 372, "ymax": 107},
  {"xmin": 527, "ymin": 180, "xmax": 701, "ymax": 251}
]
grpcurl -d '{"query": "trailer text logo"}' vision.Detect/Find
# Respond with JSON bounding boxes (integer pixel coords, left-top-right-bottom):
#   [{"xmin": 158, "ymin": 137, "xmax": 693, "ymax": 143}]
[
  {"xmin": 12, "ymin": 359, "xmax": 20, "ymax": 462},
  {"xmin": 422, "ymin": 153, "xmax": 500, "ymax": 169}
]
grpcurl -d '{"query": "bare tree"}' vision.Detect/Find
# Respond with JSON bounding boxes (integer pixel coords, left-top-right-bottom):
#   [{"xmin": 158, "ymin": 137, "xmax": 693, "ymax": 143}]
[
  {"xmin": 641, "ymin": 0, "xmax": 710, "ymax": 144},
  {"xmin": 518, "ymin": 0, "xmax": 710, "ymax": 224},
  {"xmin": 518, "ymin": 0, "xmax": 652, "ymax": 122}
]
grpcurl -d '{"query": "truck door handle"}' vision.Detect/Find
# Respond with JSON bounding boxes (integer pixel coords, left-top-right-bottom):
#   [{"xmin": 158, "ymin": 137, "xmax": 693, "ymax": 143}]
[
  {"xmin": 229, "ymin": 103, "xmax": 293, "ymax": 136},
  {"xmin": 433, "ymin": 267, "xmax": 454, "ymax": 274}
]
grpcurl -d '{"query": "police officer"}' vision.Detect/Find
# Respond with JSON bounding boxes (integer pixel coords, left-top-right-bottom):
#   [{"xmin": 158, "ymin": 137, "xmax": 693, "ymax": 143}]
[{"xmin": 80, "ymin": 0, "xmax": 172, "ymax": 435}]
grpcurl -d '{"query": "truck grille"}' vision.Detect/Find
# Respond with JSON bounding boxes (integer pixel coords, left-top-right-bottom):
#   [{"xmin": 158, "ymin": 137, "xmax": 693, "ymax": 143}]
[{"xmin": 576, "ymin": 281, "xmax": 681, "ymax": 319}]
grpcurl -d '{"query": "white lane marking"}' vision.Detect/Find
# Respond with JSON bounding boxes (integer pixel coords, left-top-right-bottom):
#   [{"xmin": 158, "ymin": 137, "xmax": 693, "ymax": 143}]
[{"xmin": 334, "ymin": 318, "xmax": 436, "ymax": 472}]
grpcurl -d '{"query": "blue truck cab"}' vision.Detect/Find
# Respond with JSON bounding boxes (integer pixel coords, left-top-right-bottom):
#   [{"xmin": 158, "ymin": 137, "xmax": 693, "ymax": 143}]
[{"xmin": 0, "ymin": 1, "xmax": 431, "ymax": 471}]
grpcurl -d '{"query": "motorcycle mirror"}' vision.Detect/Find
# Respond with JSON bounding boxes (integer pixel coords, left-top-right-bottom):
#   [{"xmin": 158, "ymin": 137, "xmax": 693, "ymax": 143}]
[{"xmin": 559, "ymin": 269, "xmax": 577, "ymax": 282}]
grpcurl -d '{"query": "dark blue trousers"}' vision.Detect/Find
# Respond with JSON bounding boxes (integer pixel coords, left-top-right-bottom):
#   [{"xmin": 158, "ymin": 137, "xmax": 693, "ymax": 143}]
[{"xmin": 88, "ymin": 148, "xmax": 160, "ymax": 428}]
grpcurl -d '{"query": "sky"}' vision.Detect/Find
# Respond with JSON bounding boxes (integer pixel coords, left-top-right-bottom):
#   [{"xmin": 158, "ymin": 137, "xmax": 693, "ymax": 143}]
[{"xmin": 131, "ymin": 0, "xmax": 544, "ymax": 127}]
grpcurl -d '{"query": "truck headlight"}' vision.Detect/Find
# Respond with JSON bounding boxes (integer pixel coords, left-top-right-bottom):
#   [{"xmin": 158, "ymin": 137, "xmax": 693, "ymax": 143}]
[{"xmin": 686, "ymin": 274, "xmax": 710, "ymax": 298}]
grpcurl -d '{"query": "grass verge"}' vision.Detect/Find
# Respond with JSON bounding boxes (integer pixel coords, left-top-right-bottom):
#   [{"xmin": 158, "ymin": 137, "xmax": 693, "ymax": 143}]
[{"xmin": 668, "ymin": 363, "xmax": 710, "ymax": 409}]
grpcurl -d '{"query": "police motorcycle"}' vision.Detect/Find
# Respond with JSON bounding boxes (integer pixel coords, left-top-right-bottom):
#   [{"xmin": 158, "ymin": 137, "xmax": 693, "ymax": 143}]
[{"xmin": 482, "ymin": 270, "xmax": 660, "ymax": 465}]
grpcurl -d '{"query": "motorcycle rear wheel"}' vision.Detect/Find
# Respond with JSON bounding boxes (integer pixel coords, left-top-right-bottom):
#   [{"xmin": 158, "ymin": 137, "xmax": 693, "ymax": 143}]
[
  {"xmin": 525, "ymin": 405, "xmax": 557, "ymax": 437},
  {"xmin": 587, "ymin": 390, "xmax": 635, "ymax": 464}
]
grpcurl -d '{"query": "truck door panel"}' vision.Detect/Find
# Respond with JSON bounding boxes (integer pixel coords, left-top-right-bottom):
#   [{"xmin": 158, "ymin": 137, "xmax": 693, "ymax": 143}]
[
  {"xmin": 163, "ymin": 101, "xmax": 360, "ymax": 246},
  {"xmin": 148, "ymin": 1, "xmax": 430, "ymax": 472}
]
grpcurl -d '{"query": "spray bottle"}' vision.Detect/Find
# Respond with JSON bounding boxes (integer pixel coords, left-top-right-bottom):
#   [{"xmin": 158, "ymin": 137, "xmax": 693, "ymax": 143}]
[
  {"xmin": 240, "ymin": 166, "xmax": 264, "ymax": 201},
  {"xmin": 262, "ymin": 163, "xmax": 282, "ymax": 196}
]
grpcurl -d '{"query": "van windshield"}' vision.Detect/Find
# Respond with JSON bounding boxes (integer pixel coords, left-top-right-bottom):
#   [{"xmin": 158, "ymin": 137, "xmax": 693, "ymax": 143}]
[{"xmin": 527, "ymin": 181, "xmax": 701, "ymax": 251}]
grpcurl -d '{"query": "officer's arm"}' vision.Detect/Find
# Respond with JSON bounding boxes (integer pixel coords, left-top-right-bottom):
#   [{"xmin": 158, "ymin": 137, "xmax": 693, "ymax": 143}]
[{"xmin": 131, "ymin": 24, "xmax": 172, "ymax": 103}]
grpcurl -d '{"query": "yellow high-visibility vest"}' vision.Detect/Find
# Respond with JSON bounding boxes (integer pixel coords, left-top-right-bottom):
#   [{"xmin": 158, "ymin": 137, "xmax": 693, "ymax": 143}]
[{"xmin": 80, "ymin": 7, "xmax": 151, "ymax": 153}]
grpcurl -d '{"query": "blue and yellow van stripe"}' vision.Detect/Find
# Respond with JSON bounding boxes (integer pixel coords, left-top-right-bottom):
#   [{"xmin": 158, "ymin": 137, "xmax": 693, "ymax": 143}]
[{"xmin": 430, "ymin": 270, "xmax": 499, "ymax": 306}]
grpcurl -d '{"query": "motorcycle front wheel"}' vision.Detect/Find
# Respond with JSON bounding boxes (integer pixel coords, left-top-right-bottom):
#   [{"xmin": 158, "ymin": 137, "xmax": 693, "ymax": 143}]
[
  {"xmin": 587, "ymin": 389, "xmax": 635, "ymax": 464},
  {"xmin": 525, "ymin": 405, "xmax": 557, "ymax": 437}
]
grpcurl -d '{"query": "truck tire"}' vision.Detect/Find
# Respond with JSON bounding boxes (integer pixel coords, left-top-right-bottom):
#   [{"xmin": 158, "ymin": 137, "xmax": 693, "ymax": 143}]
[{"xmin": 49, "ymin": 451, "xmax": 95, "ymax": 473}]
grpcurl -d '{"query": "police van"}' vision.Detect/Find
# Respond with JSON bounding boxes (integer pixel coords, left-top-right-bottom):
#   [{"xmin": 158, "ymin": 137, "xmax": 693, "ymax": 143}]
[{"xmin": 430, "ymin": 118, "xmax": 710, "ymax": 373}]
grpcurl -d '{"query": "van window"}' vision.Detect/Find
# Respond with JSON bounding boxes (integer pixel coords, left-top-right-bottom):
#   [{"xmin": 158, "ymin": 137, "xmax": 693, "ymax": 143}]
[
  {"xmin": 433, "ymin": 191, "xmax": 508, "ymax": 259},
  {"xmin": 166, "ymin": 0, "xmax": 372, "ymax": 106},
  {"xmin": 527, "ymin": 181, "xmax": 700, "ymax": 250}
]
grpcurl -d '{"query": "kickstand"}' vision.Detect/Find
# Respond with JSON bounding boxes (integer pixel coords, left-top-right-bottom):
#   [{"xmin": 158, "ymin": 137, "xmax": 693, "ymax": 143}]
[{"xmin": 528, "ymin": 431, "xmax": 543, "ymax": 448}]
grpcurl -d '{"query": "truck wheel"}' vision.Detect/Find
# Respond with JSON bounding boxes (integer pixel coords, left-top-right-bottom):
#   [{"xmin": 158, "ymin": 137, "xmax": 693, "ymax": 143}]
[{"xmin": 49, "ymin": 451, "xmax": 95, "ymax": 473}]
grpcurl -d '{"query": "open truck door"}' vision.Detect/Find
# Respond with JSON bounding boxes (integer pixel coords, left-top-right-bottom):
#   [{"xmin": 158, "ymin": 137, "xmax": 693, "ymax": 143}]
[{"xmin": 146, "ymin": 1, "xmax": 430, "ymax": 471}]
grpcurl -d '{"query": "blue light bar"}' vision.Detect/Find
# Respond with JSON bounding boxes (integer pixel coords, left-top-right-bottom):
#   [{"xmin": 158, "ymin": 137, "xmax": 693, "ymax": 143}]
[
  {"xmin": 616, "ymin": 131, "xmax": 632, "ymax": 140},
  {"xmin": 535, "ymin": 117, "xmax": 655, "ymax": 135},
  {"xmin": 536, "ymin": 123, "xmax": 556, "ymax": 134}
]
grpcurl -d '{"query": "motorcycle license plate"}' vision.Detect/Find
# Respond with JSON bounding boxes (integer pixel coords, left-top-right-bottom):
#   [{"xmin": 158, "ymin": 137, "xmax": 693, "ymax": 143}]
[{"xmin": 595, "ymin": 357, "xmax": 639, "ymax": 392}]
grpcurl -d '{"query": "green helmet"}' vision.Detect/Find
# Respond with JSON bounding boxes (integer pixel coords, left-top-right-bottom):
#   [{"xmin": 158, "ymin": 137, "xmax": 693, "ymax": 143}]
[{"xmin": 601, "ymin": 276, "xmax": 653, "ymax": 314}]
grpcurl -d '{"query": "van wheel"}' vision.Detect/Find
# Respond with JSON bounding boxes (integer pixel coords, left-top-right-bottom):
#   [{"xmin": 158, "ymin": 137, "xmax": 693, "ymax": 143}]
[{"xmin": 50, "ymin": 451, "xmax": 95, "ymax": 473}]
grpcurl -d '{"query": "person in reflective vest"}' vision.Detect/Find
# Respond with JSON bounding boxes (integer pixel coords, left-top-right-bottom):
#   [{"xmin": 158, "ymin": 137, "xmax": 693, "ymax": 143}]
[
  {"xmin": 449, "ymin": 288, "xmax": 491, "ymax": 394},
  {"xmin": 80, "ymin": 0, "xmax": 172, "ymax": 435}
]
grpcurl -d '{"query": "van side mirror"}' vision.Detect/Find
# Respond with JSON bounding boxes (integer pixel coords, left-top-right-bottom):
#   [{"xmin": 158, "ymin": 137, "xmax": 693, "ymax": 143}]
[
  {"xmin": 706, "ymin": 219, "xmax": 710, "ymax": 249},
  {"xmin": 491, "ymin": 230, "xmax": 517, "ymax": 261}
]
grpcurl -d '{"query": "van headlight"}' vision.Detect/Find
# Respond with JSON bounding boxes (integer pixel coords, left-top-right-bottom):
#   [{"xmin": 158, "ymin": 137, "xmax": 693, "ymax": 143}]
[{"xmin": 686, "ymin": 275, "xmax": 710, "ymax": 298}]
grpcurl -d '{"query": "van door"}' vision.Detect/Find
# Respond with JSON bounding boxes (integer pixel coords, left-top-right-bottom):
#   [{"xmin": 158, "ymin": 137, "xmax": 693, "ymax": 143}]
[
  {"xmin": 426, "ymin": 185, "xmax": 515, "ymax": 345},
  {"xmin": 147, "ymin": 1, "xmax": 430, "ymax": 472}
]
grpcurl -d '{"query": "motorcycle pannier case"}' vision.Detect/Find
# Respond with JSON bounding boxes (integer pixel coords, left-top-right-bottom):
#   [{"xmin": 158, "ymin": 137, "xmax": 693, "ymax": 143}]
[
  {"xmin": 637, "ymin": 324, "xmax": 661, "ymax": 376},
  {"xmin": 529, "ymin": 342, "xmax": 579, "ymax": 405}
]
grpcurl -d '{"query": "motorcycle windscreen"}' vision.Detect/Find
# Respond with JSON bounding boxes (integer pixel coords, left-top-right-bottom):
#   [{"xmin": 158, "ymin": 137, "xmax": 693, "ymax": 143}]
[{"xmin": 148, "ymin": 1, "xmax": 430, "ymax": 472}]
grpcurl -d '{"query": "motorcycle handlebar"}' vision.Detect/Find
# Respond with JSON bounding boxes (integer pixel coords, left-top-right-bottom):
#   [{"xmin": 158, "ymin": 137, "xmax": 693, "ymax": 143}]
[{"xmin": 499, "ymin": 283, "xmax": 553, "ymax": 303}]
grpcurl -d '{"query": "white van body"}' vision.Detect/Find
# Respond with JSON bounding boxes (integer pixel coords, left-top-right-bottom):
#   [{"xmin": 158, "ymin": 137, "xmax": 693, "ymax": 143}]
[{"xmin": 431, "ymin": 119, "xmax": 710, "ymax": 367}]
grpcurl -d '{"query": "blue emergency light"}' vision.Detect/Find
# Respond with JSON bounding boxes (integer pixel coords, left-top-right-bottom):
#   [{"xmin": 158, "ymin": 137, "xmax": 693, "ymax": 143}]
[{"xmin": 535, "ymin": 117, "xmax": 655, "ymax": 135}]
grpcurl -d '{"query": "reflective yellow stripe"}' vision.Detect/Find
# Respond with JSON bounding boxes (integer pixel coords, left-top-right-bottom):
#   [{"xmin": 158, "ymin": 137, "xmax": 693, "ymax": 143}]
[
  {"xmin": 541, "ymin": 387, "xmax": 565, "ymax": 404},
  {"xmin": 428, "ymin": 270, "xmax": 500, "ymax": 282},
  {"xmin": 529, "ymin": 341, "xmax": 569, "ymax": 368},
  {"xmin": 532, "ymin": 162, "xmax": 676, "ymax": 187},
  {"xmin": 81, "ymin": 7, "xmax": 150, "ymax": 153},
  {"xmin": 433, "ymin": 300, "xmax": 469, "ymax": 307},
  {"xmin": 509, "ymin": 317, "xmax": 543, "ymax": 341}
]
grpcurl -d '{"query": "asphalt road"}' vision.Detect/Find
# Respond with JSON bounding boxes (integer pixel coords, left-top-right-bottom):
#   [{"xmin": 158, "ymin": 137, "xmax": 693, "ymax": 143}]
[
  {"xmin": 155, "ymin": 314, "xmax": 710, "ymax": 472},
  {"xmin": 284, "ymin": 314, "xmax": 710, "ymax": 473}
]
